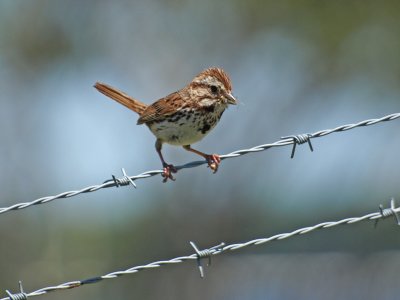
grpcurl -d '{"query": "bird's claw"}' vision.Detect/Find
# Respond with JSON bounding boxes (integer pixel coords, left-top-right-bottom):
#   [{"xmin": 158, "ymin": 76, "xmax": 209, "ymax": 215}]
[
  {"xmin": 206, "ymin": 154, "xmax": 221, "ymax": 173},
  {"xmin": 162, "ymin": 164, "xmax": 177, "ymax": 182}
]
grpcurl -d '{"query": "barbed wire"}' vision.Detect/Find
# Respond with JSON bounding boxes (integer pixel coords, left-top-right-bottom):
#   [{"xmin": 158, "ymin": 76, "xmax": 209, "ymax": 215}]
[
  {"xmin": 0, "ymin": 112, "xmax": 399, "ymax": 216},
  {"xmin": 2, "ymin": 199, "xmax": 399, "ymax": 300}
]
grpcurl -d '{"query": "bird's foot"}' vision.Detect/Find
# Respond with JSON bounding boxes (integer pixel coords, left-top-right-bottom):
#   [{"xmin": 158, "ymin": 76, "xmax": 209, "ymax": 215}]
[
  {"xmin": 162, "ymin": 163, "xmax": 177, "ymax": 182},
  {"xmin": 206, "ymin": 154, "xmax": 221, "ymax": 173}
]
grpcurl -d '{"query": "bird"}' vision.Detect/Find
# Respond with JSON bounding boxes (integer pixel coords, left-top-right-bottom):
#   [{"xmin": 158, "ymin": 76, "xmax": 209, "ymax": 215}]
[{"xmin": 94, "ymin": 67, "xmax": 237, "ymax": 182}]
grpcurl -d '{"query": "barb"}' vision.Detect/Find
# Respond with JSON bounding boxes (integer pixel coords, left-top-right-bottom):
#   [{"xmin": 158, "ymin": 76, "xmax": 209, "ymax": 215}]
[
  {"xmin": 1, "ymin": 112, "xmax": 399, "ymax": 215},
  {"xmin": 190, "ymin": 241, "xmax": 225, "ymax": 278},
  {"xmin": 110, "ymin": 168, "xmax": 137, "ymax": 188},
  {"xmin": 5, "ymin": 281, "xmax": 27, "ymax": 300},
  {"xmin": 375, "ymin": 198, "xmax": 400, "ymax": 227},
  {"xmin": 2, "ymin": 199, "xmax": 399, "ymax": 300},
  {"xmin": 280, "ymin": 133, "xmax": 313, "ymax": 158}
]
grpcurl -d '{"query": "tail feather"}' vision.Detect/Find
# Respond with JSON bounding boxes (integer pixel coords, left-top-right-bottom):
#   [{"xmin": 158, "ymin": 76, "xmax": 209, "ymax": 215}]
[{"xmin": 94, "ymin": 82, "xmax": 147, "ymax": 115}]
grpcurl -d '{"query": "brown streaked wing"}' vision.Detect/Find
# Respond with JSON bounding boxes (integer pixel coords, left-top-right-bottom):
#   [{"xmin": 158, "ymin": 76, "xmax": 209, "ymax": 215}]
[{"xmin": 137, "ymin": 91, "xmax": 184, "ymax": 125}]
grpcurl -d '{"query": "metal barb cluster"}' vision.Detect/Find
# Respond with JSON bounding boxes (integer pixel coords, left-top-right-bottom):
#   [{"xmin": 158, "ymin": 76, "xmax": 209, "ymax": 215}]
[
  {"xmin": 5, "ymin": 282, "xmax": 27, "ymax": 300},
  {"xmin": 2, "ymin": 200, "xmax": 399, "ymax": 300},
  {"xmin": 190, "ymin": 241, "xmax": 225, "ymax": 278},
  {"xmin": 110, "ymin": 168, "xmax": 137, "ymax": 188},
  {"xmin": 281, "ymin": 133, "xmax": 314, "ymax": 158},
  {"xmin": 1, "ymin": 112, "xmax": 399, "ymax": 216},
  {"xmin": 375, "ymin": 198, "xmax": 400, "ymax": 227}
]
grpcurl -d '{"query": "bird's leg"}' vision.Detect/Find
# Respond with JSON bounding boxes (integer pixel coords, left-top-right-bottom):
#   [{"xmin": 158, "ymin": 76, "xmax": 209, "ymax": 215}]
[
  {"xmin": 156, "ymin": 139, "xmax": 177, "ymax": 182},
  {"xmin": 183, "ymin": 145, "xmax": 221, "ymax": 173}
]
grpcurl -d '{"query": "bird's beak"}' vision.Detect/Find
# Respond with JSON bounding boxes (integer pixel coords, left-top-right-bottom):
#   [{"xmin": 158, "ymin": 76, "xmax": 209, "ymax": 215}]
[{"xmin": 225, "ymin": 93, "xmax": 237, "ymax": 105}]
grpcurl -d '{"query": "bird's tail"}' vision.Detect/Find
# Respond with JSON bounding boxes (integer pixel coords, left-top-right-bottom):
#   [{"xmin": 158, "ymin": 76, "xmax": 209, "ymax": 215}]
[{"xmin": 94, "ymin": 82, "xmax": 147, "ymax": 115}]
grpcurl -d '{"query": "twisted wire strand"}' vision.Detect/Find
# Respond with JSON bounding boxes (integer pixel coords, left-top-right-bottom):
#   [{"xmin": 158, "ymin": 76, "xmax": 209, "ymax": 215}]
[
  {"xmin": 1, "ymin": 112, "xmax": 400, "ymax": 215},
  {"xmin": 2, "ymin": 201, "xmax": 399, "ymax": 300}
]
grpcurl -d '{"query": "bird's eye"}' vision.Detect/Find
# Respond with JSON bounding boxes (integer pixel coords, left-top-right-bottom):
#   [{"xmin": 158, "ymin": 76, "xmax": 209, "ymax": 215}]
[{"xmin": 210, "ymin": 85, "xmax": 218, "ymax": 94}]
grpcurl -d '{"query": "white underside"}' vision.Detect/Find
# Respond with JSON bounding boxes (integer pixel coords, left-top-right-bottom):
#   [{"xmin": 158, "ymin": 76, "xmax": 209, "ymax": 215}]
[{"xmin": 148, "ymin": 105, "xmax": 226, "ymax": 146}]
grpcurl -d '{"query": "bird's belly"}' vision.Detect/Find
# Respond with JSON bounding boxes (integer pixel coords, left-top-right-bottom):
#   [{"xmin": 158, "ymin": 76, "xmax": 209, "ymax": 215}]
[
  {"xmin": 147, "ymin": 109, "xmax": 223, "ymax": 146},
  {"xmin": 150, "ymin": 122, "xmax": 207, "ymax": 145}
]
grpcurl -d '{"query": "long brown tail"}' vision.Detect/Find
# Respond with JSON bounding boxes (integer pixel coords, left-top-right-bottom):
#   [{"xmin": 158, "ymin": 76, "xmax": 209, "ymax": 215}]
[{"xmin": 94, "ymin": 82, "xmax": 147, "ymax": 115}]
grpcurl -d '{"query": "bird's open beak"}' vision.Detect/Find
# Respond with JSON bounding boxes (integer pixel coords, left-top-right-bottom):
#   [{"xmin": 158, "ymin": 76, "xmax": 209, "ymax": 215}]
[{"xmin": 225, "ymin": 93, "xmax": 237, "ymax": 105}]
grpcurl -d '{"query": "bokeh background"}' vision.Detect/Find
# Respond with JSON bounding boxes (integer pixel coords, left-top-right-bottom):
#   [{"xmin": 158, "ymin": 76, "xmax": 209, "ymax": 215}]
[{"xmin": 1, "ymin": 1, "xmax": 400, "ymax": 299}]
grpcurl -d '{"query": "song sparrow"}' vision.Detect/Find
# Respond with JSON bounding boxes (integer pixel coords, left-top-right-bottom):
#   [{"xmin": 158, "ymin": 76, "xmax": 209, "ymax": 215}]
[{"xmin": 94, "ymin": 67, "xmax": 237, "ymax": 182}]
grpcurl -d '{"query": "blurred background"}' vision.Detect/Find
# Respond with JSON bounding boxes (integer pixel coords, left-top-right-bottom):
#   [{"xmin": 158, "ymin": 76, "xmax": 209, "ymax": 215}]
[{"xmin": 1, "ymin": 0, "xmax": 400, "ymax": 299}]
